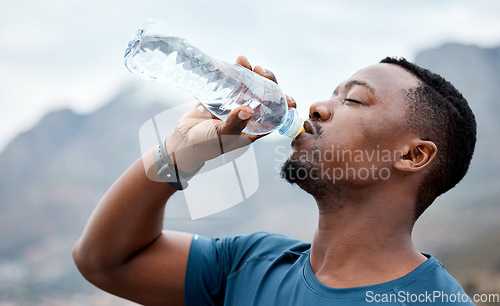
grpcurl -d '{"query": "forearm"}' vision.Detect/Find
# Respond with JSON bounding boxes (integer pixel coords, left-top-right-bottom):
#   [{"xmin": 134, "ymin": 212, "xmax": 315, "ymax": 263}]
[{"xmin": 73, "ymin": 149, "xmax": 174, "ymax": 272}]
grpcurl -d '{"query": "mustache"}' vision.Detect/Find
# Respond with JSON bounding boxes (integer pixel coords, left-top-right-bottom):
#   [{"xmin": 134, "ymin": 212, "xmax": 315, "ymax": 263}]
[{"xmin": 310, "ymin": 119, "xmax": 323, "ymax": 136}]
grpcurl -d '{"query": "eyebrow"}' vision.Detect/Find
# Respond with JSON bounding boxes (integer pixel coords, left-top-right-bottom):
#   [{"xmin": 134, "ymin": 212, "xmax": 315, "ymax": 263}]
[{"xmin": 333, "ymin": 79, "xmax": 376, "ymax": 96}]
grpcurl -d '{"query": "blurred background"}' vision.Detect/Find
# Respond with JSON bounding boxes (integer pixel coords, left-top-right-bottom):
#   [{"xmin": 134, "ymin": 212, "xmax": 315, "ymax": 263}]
[{"xmin": 1, "ymin": 0, "xmax": 500, "ymax": 305}]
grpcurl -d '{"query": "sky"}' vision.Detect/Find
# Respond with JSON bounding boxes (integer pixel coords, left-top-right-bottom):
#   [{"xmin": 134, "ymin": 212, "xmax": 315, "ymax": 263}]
[{"xmin": 1, "ymin": 0, "xmax": 500, "ymax": 151}]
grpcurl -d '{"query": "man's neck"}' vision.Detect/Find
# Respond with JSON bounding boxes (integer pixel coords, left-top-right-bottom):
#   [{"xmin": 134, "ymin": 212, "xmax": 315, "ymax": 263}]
[{"xmin": 309, "ymin": 184, "xmax": 427, "ymax": 289}]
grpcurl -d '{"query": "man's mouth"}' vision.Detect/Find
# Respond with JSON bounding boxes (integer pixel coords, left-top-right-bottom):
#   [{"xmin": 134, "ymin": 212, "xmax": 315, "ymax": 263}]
[{"xmin": 303, "ymin": 120, "xmax": 315, "ymax": 135}]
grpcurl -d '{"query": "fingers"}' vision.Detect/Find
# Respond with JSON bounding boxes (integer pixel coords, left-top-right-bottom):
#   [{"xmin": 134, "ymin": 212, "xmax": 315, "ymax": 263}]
[
  {"xmin": 236, "ymin": 55, "xmax": 252, "ymax": 70},
  {"xmin": 218, "ymin": 105, "xmax": 254, "ymax": 135},
  {"xmin": 286, "ymin": 95, "xmax": 297, "ymax": 108},
  {"xmin": 236, "ymin": 55, "xmax": 278, "ymax": 84},
  {"xmin": 253, "ymin": 65, "xmax": 278, "ymax": 84}
]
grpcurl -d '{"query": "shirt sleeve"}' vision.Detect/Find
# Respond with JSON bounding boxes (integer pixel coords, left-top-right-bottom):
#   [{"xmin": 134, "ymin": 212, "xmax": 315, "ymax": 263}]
[{"xmin": 183, "ymin": 232, "xmax": 272, "ymax": 306}]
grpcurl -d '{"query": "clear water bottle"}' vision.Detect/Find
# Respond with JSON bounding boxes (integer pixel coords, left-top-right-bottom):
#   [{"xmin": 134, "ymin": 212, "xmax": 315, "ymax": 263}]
[{"xmin": 124, "ymin": 18, "xmax": 304, "ymax": 138}]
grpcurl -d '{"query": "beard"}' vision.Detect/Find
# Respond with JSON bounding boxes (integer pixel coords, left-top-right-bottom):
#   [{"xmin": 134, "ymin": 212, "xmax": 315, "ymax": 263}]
[{"xmin": 280, "ymin": 156, "xmax": 330, "ymax": 200}]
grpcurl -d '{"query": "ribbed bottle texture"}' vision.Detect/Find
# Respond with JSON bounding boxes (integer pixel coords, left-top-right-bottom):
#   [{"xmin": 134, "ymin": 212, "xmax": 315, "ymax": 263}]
[{"xmin": 124, "ymin": 19, "xmax": 303, "ymax": 137}]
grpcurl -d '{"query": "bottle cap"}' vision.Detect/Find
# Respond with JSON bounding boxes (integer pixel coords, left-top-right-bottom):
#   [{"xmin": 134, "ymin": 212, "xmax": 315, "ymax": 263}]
[{"xmin": 279, "ymin": 108, "xmax": 304, "ymax": 138}]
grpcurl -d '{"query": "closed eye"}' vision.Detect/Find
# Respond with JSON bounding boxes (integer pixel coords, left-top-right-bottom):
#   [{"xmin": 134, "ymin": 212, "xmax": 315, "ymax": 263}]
[{"xmin": 343, "ymin": 98, "xmax": 362, "ymax": 105}]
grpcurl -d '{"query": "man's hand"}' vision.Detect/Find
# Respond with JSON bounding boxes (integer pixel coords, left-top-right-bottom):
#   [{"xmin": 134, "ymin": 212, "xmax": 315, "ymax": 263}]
[
  {"xmin": 72, "ymin": 56, "xmax": 296, "ymax": 306},
  {"xmin": 165, "ymin": 55, "xmax": 296, "ymax": 174}
]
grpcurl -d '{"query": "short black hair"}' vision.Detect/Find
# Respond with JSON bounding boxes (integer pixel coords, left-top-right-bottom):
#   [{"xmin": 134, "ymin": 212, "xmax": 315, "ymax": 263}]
[{"xmin": 380, "ymin": 57, "xmax": 477, "ymax": 219}]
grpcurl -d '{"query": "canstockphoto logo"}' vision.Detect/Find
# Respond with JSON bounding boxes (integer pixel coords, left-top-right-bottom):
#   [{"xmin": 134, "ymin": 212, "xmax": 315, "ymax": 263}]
[{"xmin": 139, "ymin": 102, "xmax": 259, "ymax": 220}]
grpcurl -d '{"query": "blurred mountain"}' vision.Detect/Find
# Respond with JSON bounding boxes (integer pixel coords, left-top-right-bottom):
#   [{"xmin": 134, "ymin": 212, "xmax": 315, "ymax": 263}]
[
  {"xmin": 1, "ymin": 43, "xmax": 500, "ymax": 304},
  {"xmin": 0, "ymin": 86, "xmax": 173, "ymax": 303},
  {"xmin": 415, "ymin": 43, "xmax": 500, "ymax": 196},
  {"xmin": 414, "ymin": 43, "xmax": 500, "ymax": 302}
]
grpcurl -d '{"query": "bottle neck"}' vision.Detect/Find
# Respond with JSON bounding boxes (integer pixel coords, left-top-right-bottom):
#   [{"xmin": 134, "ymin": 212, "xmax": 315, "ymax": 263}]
[{"xmin": 279, "ymin": 108, "xmax": 304, "ymax": 138}]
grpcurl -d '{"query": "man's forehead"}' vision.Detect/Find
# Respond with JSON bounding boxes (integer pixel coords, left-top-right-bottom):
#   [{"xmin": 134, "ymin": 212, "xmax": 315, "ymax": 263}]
[
  {"xmin": 336, "ymin": 63, "xmax": 420, "ymax": 96},
  {"xmin": 333, "ymin": 79, "xmax": 375, "ymax": 95}
]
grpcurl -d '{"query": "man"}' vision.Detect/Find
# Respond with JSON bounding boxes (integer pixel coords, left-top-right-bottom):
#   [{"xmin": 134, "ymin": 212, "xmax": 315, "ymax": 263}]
[{"xmin": 73, "ymin": 56, "xmax": 477, "ymax": 305}]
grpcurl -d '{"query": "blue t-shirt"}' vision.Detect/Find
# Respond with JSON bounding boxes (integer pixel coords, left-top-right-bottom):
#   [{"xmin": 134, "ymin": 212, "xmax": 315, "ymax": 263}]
[{"xmin": 185, "ymin": 232, "xmax": 474, "ymax": 305}]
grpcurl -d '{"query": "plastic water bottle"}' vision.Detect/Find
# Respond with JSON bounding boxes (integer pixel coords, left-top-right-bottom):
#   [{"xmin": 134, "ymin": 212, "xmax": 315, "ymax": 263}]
[{"xmin": 124, "ymin": 18, "xmax": 304, "ymax": 138}]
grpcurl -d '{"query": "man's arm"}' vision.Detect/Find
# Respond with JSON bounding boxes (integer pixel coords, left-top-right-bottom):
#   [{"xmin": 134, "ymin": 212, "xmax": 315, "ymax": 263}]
[
  {"xmin": 72, "ymin": 146, "xmax": 192, "ymax": 305},
  {"xmin": 72, "ymin": 56, "xmax": 285, "ymax": 305},
  {"xmin": 72, "ymin": 99, "xmax": 260, "ymax": 304}
]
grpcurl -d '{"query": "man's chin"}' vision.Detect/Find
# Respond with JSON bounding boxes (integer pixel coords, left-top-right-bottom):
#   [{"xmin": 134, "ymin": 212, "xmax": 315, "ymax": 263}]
[
  {"xmin": 280, "ymin": 159, "xmax": 328, "ymax": 198},
  {"xmin": 280, "ymin": 159, "xmax": 307, "ymax": 184}
]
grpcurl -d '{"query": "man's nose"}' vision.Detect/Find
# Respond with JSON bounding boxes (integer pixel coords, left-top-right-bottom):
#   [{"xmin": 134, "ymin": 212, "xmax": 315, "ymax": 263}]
[{"xmin": 309, "ymin": 101, "xmax": 332, "ymax": 121}]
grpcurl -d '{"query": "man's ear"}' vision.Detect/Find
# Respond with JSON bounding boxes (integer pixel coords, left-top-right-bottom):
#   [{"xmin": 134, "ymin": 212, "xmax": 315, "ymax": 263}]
[{"xmin": 394, "ymin": 140, "xmax": 437, "ymax": 173}]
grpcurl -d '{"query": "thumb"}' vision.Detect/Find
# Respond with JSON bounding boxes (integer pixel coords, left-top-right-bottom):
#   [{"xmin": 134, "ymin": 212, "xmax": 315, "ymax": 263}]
[{"xmin": 218, "ymin": 106, "xmax": 254, "ymax": 135}]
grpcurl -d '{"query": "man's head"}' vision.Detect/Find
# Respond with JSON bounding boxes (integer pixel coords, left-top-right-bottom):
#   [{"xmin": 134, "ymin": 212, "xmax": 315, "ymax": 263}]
[
  {"xmin": 281, "ymin": 57, "xmax": 476, "ymax": 219},
  {"xmin": 379, "ymin": 57, "xmax": 476, "ymax": 218}
]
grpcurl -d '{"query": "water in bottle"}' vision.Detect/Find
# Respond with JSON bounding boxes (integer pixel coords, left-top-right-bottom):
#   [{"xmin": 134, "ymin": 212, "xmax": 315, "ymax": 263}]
[{"xmin": 124, "ymin": 18, "xmax": 304, "ymax": 138}]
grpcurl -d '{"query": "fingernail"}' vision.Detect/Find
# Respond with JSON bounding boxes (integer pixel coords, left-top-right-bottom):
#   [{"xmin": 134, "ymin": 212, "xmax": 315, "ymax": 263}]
[{"xmin": 238, "ymin": 110, "xmax": 252, "ymax": 120}]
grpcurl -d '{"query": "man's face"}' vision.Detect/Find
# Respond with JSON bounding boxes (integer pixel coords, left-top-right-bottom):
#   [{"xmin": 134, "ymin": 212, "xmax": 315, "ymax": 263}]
[{"xmin": 281, "ymin": 63, "xmax": 420, "ymax": 197}]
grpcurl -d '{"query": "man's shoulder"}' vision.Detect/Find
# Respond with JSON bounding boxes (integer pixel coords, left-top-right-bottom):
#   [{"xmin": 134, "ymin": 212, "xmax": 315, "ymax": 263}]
[
  {"xmin": 413, "ymin": 254, "xmax": 466, "ymax": 290},
  {"xmin": 397, "ymin": 254, "xmax": 474, "ymax": 304},
  {"xmin": 190, "ymin": 231, "xmax": 310, "ymax": 261},
  {"xmin": 223, "ymin": 232, "xmax": 311, "ymax": 259}
]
